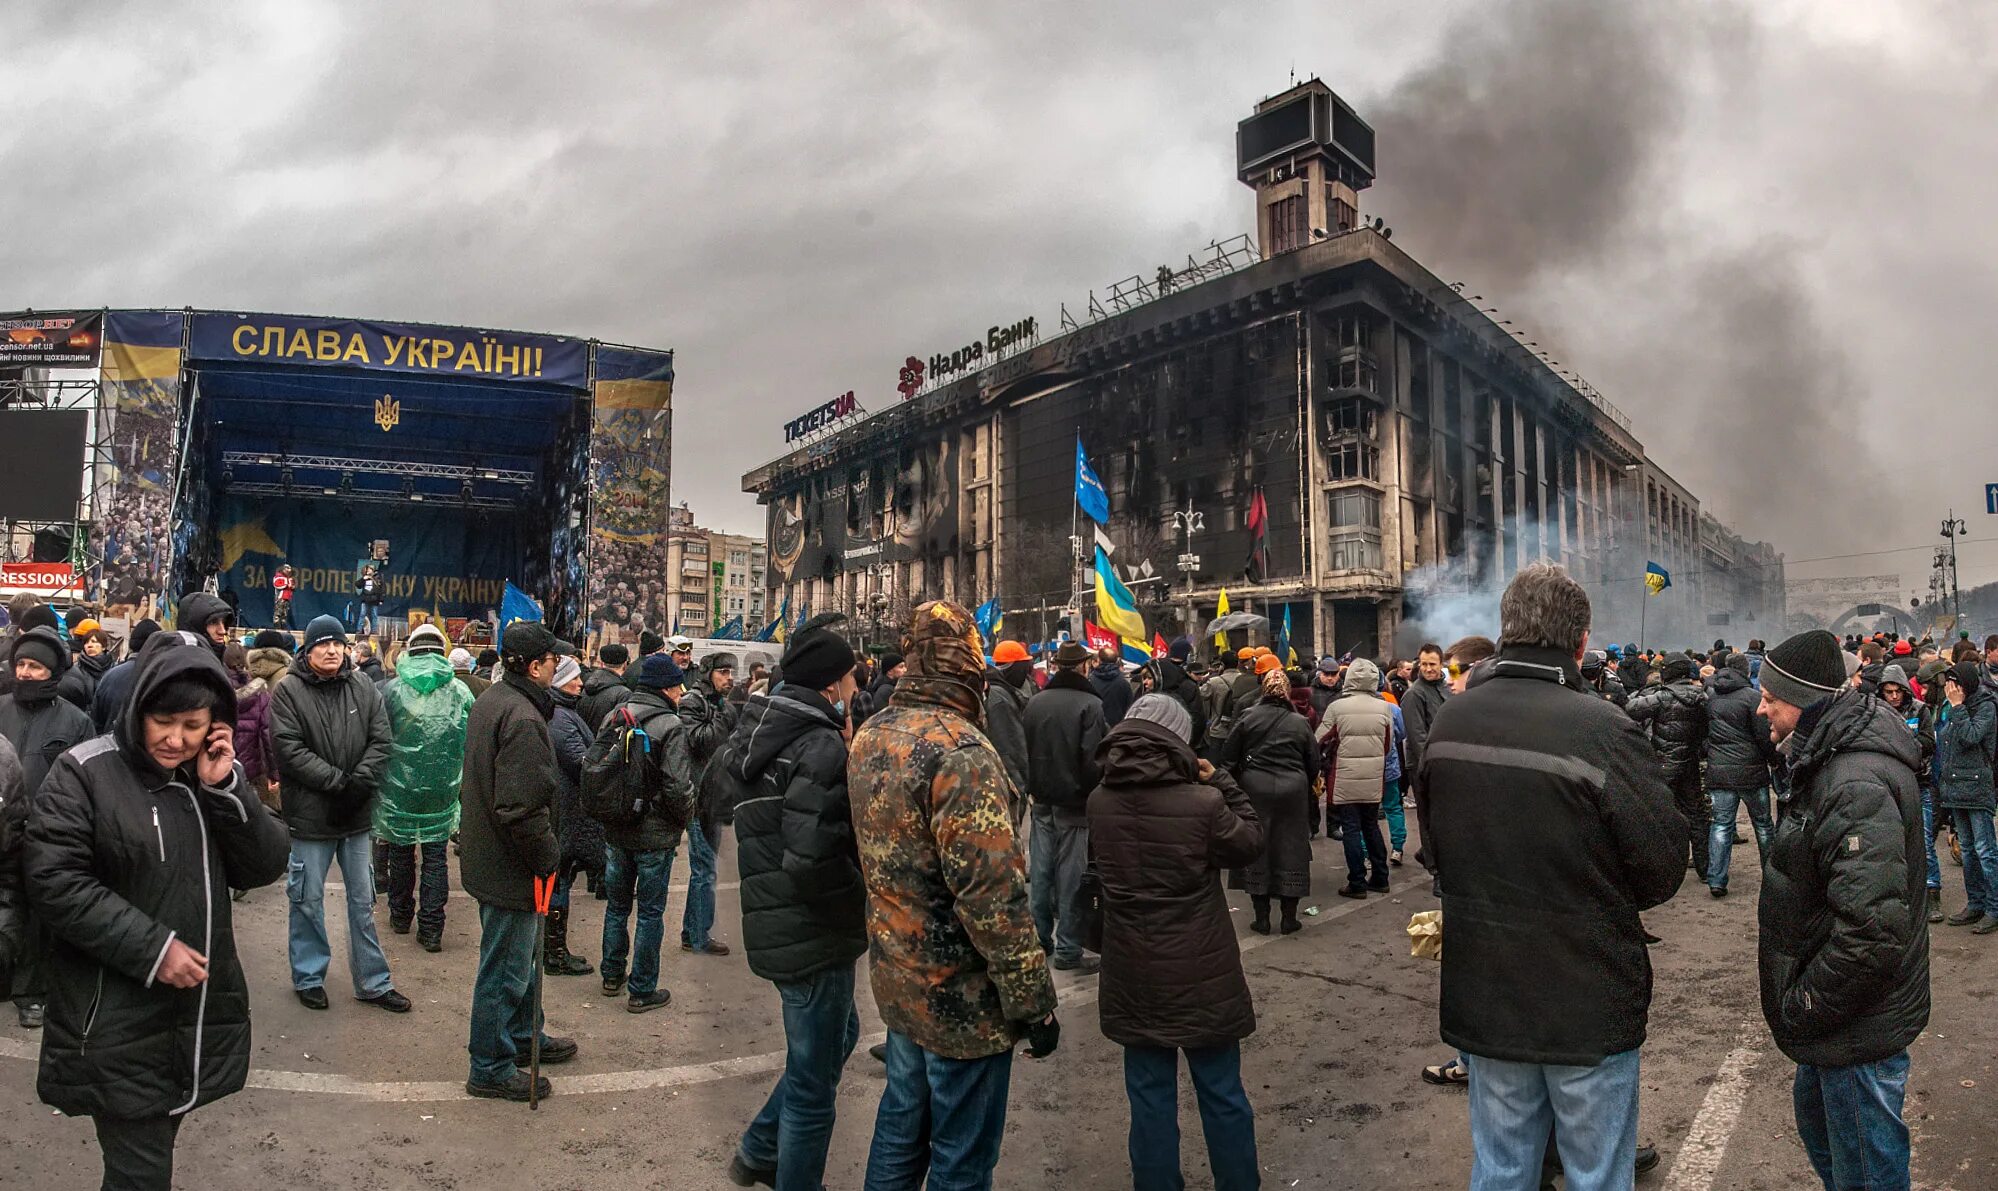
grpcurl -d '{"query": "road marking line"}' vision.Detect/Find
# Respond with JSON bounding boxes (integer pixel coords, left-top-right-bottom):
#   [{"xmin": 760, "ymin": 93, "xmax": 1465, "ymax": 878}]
[
  {"xmin": 1662, "ymin": 1024, "xmax": 1764, "ymax": 1191},
  {"xmin": 322, "ymin": 880, "xmax": 743, "ymax": 899},
  {"xmin": 0, "ymin": 879, "xmax": 1388, "ymax": 1101}
]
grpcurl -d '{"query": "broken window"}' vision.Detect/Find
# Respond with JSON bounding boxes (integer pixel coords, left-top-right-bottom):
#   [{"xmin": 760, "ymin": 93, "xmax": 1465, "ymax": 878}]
[{"xmin": 1327, "ymin": 440, "xmax": 1380, "ymax": 482}]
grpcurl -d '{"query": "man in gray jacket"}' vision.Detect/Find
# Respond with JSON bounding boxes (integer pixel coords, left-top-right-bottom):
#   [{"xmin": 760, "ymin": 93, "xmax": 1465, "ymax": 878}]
[{"xmin": 1021, "ymin": 640, "xmax": 1107, "ymax": 972}]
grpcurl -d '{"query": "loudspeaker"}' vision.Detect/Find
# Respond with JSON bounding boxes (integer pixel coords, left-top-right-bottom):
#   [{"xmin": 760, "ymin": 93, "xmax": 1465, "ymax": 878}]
[{"xmin": 31, "ymin": 526, "xmax": 71, "ymax": 563}]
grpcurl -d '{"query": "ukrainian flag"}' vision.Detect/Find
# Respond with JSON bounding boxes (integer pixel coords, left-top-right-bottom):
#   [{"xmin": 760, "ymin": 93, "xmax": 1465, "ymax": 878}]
[
  {"xmin": 1645, "ymin": 562, "xmax": 1672, "ymax": 596},
  {"xmin": 1094, "ymin": 546, "xmax": 1147, "ymax": 643}
]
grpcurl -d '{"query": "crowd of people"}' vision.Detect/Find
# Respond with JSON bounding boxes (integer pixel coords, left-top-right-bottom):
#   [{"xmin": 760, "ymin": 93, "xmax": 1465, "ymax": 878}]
[{"xmin": 0, "ymin": 568, "xmax": 1969, "ymax": 1189}]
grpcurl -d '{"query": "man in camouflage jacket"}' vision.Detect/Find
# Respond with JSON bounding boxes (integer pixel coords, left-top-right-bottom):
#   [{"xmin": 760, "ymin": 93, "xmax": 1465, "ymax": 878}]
[{"xmin": 849, "ymin": 599, "xmax": 1060, "ymax": 1188}]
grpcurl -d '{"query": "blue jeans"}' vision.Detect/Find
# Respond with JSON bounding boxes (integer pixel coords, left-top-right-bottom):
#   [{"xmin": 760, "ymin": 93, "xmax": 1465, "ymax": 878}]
[
  {"xmin": 1123, "ymin": 1042, "xmax": 1259, "ymax": 1191},
  {"xmin": 1707, "ymin": 786, "xmax": 1773, "ymax": 890},
  {"xmin": 468, "ymin": 904, "xmax": 555, "ymax": 1084},
  {"xmin": 738, "ymin": 960, "xmax": 863, "ymax": 1190},
  {"xmin": 681, "ymin": 816, "xmax": 717, "ymax": 949},
  {"xmin": 1028, "ymin": 806, "xmax": 1089, "ymax": 963},
  {"xmin": 1465, "ymin": 1048, "xmax": 1639, "ymax": 1191},
  {"xmin": 1950, "ymin": 807, "xmax": 1998, "ymax": 916},
  {"xmin": 863, "ymin": 1031, "xmax": 1015, "ymax": 1191},
  {"xmin": 1383, "ymin": 779, "xmax": 1407, "ymax": 851},
  {"xmin": 287, "ymin": 832, "xmax": 394, "ymax": 997},
  {"xmin": 1793, "ymin": 1052, "xmax": 1910, "ymax": 1191},
  {"xmin": 602, "ymin": 843, "xmax": 677, "ymax": 996},
  {"xmin": 1920, "ymin": 786, "xmax": 1942, "ymax": 891}
]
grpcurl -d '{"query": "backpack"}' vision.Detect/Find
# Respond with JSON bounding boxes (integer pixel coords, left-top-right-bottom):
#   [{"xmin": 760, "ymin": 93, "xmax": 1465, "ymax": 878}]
[{"xmin": 580, "ymin": 705, "xmax": 676, "ymax": 827}]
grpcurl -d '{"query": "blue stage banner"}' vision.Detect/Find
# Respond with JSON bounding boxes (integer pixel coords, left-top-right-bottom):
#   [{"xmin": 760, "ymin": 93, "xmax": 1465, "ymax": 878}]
[
  {"xmin": 187, "ymin": 312, "xmax": 588, "ymax": 389},
  {"xmin": 218, "ymin": 495, "xmax": 522, "ymax": 628}
]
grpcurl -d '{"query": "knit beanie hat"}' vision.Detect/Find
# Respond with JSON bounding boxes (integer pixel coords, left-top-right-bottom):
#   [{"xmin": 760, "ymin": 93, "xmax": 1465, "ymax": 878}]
[
  {"xmin": 879, "ymin": 652, "xmax": 904, "ymax": 674},
  {"xmin": 250, "ymin": 628, "xmax": 292, "ymax": 651},
  {"xmin": 449, "ymin": 647, "xmax": 475, "ymax": 673},
  {"xmin": 406, "ymin": 623, "xmax": 449, "ymax": 655},
  {"xmin": 129, "ymin": 618, "xmax": 163, "ymax": 656},
  {"xmin": 18, "ymin": 604, "xmax": 58, "ymax": 633},
  {"xmin": 781, "ymin": 613, "xmax": 858, "ymax": 691},
  {"xmin": 301, "ymin": 615, "xmax": 348, "ymax": 653},
  {"xmin": 1660, "ymin": 656, "xmax": 1696, "ymax": 684},
  {"xmin": 1759, "ymin": 630, "xmax": 1847, "ymax": 709},
  {"xmin": 636, "ymin": 653, "xmax": 686, "ymax": 690},
  {"xmin": 11, "ymin": 627, "xmax": 67, "ymax": 678},
  {"xmin": 1948, "ymin": 660, "xmax": 1984, "ymax": 695},
  {"xmin": 639, "ymin": 630, "xmax": 665, "ymax": 657},
  {"xmin": 1126, "ymin": 692, "xmax": 1192, "ymax": 743},
  {"xmin": 1167, "ymin": 637, "xmax": 1192, "ymax": 663},
  {"xmin": 553, "ymin": 656, "xmax": 582, "ymax": 688}
]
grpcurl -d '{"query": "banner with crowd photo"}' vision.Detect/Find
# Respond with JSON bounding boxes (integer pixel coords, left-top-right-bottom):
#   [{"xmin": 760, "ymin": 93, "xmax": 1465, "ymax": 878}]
[
  {"xmin": 217, "ymin": 495, "xmax": 522, "ymax": 627},
  {"xmin": 586, "ymin": 346, "xmax": 674, "ymax": 643},
  {"xmin": 93, "ymin": 311, "xmax": 187, "ymax": 621}
]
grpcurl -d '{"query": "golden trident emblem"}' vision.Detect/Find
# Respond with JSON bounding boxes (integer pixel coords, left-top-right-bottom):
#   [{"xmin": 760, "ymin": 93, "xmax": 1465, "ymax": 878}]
[{"xmin": 374, "ymin": 394, "xmax": 400, "ymax": 432}]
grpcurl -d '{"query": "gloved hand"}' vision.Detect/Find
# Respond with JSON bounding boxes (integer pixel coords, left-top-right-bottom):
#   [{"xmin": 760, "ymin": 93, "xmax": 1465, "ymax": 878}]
[{"xmin": 1023, "ymin": 1013, "xmax": 1060, "ymax": 1059}]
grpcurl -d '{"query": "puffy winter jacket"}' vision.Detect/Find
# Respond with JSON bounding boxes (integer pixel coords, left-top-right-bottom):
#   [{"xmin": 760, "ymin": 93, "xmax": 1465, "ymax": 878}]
[
  {"xmin": 1421, "ymin": 646, "xmax": 1684, "ymax": 1066},
  {"xmin": 1705, "ymin": 667, "xmax": 1779, "ymax": 791},
  {"xmin": 548, "ymin": 692, "xmax": 603, "ymax": 875},
  {"xmin": 0, "ymin": 737, "xmax": 25, "ymax": 981},
  {"xmin": 1021, "ymin": 669, "xmax": 1108, "ymax": 811},
  {"xmin": 577, "ymin": 667, "xmax": 631, "ymax": 733},
  {"xmin": 0, "ymin": 632, "xmax": 99, "ymax": 800},
  {"xmin": 1759, "ymin": 692, "xmax": 1928, "ymax": 1067},
  {"xmin": 25, "ymin": 638, "xmax": 290, "ymax": 1119},
  {"xmin": 1934, "ymin": 686, "xmax": 1997, "ymax": 811},
  {"xmin": 725, "ymin": 687, "xmax": 867, "ymax": 984},
  {"xmin": 1090, "ymin": 661, "xmax": 1134, "ymax": 726},
  {"xmin": 981, "ymin": 665, "xmax": 1031, "ymax": 802},
  {"xmin": 373, "ymin": 651, "xmax": 472, "ymax": 845},
  {"xmin": 1089, "ymin": 718, "xmax": 1263, "ymax": 1049},
  {"xmin": 459, "ymin": 671, "xmax": 560, "ymax": 911},
  {"xmin": 1627, "ymin": 679, "xmax": 1710, "ymax": 780},
  {"xmin": 1316, "ymin": 660, "xmax": 1398, "ymax": 805},
  {"xmin": 602, "ymin": 688, "xmax": 697, "ymax": 852},
  {"xmin": 1144, "ymin": 657, "xmax": 1209, "ymax": 747},
  {"xmin": 268, "ymin": 654, "xmax": 393, "ymax": 841},
  {"xmin": 56, "ymin": 649, "xmax": 114, "ymax": 715},
  {"xmin": 233, "ymin": 647, "xmax": 291, "ymax": 787}
]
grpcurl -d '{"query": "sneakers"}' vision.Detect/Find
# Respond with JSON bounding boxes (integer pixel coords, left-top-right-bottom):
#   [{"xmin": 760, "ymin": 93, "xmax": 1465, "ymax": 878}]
[
  {"xmin": 728, "ymin": 1154, "xmax": 778, "ymax": 1188},
  {"xmin": 361, "ymin": 989, "xmax": 412, "ymax": 1013},
  {"xmin": 682, "ymin": 939, "xmax": 733, "ymax": 956},
  {"xmin": 466, "ymin": 1071, "xmax": 552, "ymax": 1102},
  {"xmin": 602, "ymin": 974, "xmax": 626, "ymax": 997},
  {"xmin": 295, "ymin": 987, "xmax": 330, "ymax": 1011},
  {"xmin": 1050, "ymin": 955, "xmax": 1100, "ymax": 974},
  {"xmin": 628, "ymin": 989, "xmax": 673, "ymax": 1014}
]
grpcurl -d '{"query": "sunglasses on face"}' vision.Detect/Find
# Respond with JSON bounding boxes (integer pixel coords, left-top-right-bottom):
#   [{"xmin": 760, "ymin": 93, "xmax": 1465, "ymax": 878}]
[{"xmin": 1447, "ymin": 663, "xmax": 1467, "ymax": 677}]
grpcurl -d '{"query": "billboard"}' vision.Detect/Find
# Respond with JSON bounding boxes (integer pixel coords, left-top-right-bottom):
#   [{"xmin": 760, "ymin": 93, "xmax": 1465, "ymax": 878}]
[
  {"xmin": 586, "ymin": 346, "xmax": 675, "ymax": 640},
  {"xmin": 0, "ymin": 312, "xmax": 103, "ymax": 368},
  {"xmin": 0, "ymin": 410, "xmax": 87, "ymax": 521},
  {"xmin": 187, "ymin": 312, "xmax": 588, "ymax": 390}
]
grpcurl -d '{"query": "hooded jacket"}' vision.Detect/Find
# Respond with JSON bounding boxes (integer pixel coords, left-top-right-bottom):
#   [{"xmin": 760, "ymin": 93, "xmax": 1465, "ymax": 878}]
[
  {"xmin": 1759, "ymin": 692, "xmax": 1929, "ymax": 1066},
  {"xmin": 677, "ymin": 670, "xmax": 738, "ymax": 776},
  {"xmin": 725, "ymin": 687, "xmax": 867, "ymax": 984},
  {"xmin": 1088, "ymin": 718, "xmax": 1264, "ymax": 1049},
  {"xmin": 548, "ymin": 685, "xmax": 604, "ymax": 874},
  {"xmin": 1705, "ymin": 667, "xmax": 1780, "ymax": 791},
  {"xmin": 1934, "ymin": 683, "xmax": 1997, "ymax": 811},
  {"xmin": 1627, "ymin": 678, "xmax": 1710, "ymax": 779},
  {"xmin": 1316, "ymin": 659, "xmax": 1399, "ymax": 806},
  {"xmin": 849, "ymin": 670, "xmax": 1055, "ymax": 1060},
  {"xmin": 233, "ymin": 646, "xmax": 290, "ymax": 787},
  {"xmin": 1144, "ymin": 657, "xmax": 1209, "ymax": 748},
  {"xmin": 374, "ymin": 650, "xmax": 473, "ymax": 845},
  {"xmin": 268, "ymin": 652, "xmax": 392, "ymax": 840},
  {"xmin": 55, "ymin": 648, "xmax": 115, "ymax": 715},
  {"xmin": 24, "ymin": 635, "xmax": 290, "ymax": 1119},
  {"xmin": 1021, "ymin": 668, "xmax": 1108, "ymax": 812},
  {"xmin": 1420, "ymin": 645, "xmax": 1685, "ymax": 1066},
  {"xmin": 1090, "ymin": 659, "xmax": 1134, "ymax": 726},
  {"xmin": 981, "ymin": 664, "xmax": 1032, "ymax": 802},
  {"xmin": 458, "ymin": 670, "xmax": 560, "ymax": 911},
  {"xmin": 0, "ymin": 627, "xmax": 98, "ymax": 798},
  {"xmin": 174, "ymin": 593, "xmax": 233, "ymax": 660}
]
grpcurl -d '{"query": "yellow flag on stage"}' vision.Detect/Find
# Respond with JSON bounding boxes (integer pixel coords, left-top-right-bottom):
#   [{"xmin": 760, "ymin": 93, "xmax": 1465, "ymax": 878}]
[{"xmin": 1213, "ymin": 587, "xmax": 1230, "ymax": 650}]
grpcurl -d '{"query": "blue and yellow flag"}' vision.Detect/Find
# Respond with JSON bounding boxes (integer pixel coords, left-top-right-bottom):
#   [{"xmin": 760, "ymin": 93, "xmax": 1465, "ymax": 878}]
[
  {"xmin": 754, "ymin": 595, "xmax": 789, "ymax": 642},
  {"xmin": 1075, "ymin": 437, "xmax": 1110, "ymax": 525},
  {"xmin": 1093, "ymin": 545, "xmax": 1146, "ymax": 642},
  {"xmin": 1645, "ymin": 562, "xmax": 1672, "ymax": 596},
  {"xmin": 973, "ymin": 597, "xmax": 1003, "ymax": 641},
  {"xmin": 500, "ymin": 582, "xmax": 542, "ymax": 632}
]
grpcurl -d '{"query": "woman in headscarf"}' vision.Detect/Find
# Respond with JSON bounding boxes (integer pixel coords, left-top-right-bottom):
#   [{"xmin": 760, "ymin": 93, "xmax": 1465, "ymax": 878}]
[
  {"xmin": 24, "ymin": 631, "xmax": 290, "ymax": 1190},
  {"xmin": 1222, "ymin": 659, "xmax": 1320, "ymax": 935}
]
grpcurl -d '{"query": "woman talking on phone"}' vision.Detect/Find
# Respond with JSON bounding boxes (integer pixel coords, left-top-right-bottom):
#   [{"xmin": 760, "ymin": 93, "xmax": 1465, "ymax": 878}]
[{"xmin": 24, "ymin": 630, "xmax": 291, "ymax": 1190}]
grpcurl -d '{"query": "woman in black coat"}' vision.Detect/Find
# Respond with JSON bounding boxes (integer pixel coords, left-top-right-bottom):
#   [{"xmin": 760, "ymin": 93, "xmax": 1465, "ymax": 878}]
[
  {"xmin": 547, "ymin": 658, "xmax": 604, "ymax": 975},
  {"xmin": 24, "ymin": 632, "xmax": 291, "ymax": 1190},
  {"xmin": 1223, "ymin": 665, "xmax": 1321, "ymax": 933},
  {"xmin": 1089, "ymin": 696, "xmax": 1265, "ymax": 1191}
]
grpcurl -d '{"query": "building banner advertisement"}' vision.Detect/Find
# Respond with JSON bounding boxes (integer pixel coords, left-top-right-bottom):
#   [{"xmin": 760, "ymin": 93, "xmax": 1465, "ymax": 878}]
[
  {"xmin": 0, "ymin": 311, "xmax": 103, "ymax": 368},
  {"xmin": 95, "ymin": 311, "xmax": 186, "ymax": 619},
  {"xmin": 186, "ymin": 312, "xmax": 589, "ymax": 389},
  {"xmin": 586, "ymin": 346, "xmax": 675, "ymax": 639}
]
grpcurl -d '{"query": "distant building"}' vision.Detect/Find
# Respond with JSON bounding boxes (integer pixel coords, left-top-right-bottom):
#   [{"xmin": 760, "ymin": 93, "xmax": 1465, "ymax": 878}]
[
  {"xmin": 743, "ymin": 79, "xmax": 1778, "ymax": 657},
  {"xmin": 664, "ymin": 502, "xmax": 765, "ymax": 636}
]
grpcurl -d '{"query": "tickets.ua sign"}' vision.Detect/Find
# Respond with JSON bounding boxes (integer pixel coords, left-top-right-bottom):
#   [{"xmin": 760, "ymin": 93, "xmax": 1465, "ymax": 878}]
[{"xmin": 187, "ymin": 313, "xmax": 588, "ymax": 389}]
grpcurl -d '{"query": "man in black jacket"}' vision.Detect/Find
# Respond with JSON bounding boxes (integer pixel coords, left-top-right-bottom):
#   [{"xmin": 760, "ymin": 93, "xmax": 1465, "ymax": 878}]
[
  {"xmin": 1022, "ymin": 640, "xmax": 1108, "ymax": 972},
  {"xmin": 1420, "ymin": 565, "xmax": 1683, "ymax": 1187},
  {"xmin": 1147, "ymin": 639, "xmax": 1210, "ymax": 746},
  {"xmin": 1628, "ymin": 654, "xmax": 1713, "ymax": 879},
  {"xmin": 0, "ymin": 736, "xmax": 21, "ymax": 996},
  {"xmin": 675, "ymin": 651, "xmax": 737, "ymax": 958},
  {"xmin": 984, "ymin": 641, "xmax": 1036, "ymax": 817},
  {"xmin": 1090, "ymin": 644, "xmax": 1134, "ymax": 726},
  {"xmin": 1704, "ymin": 655, "xmax": 1778, "ymax": 896},
  {"xmin": 89, "ymin": 617, "xmax": 162, "ymax": 733},
  {"xmin": 175, "ymin": 591, "xmax": 233, "ymax": 661},
  {"xmin": 578, "ymin": 642, "xmax": 632, "ymax": 730},
  {"xmin": 268, "ymin": 615, "xmax": 405, "ymax": 1014},
  {"xmin": 460, "ymin": 621, "xmax": 580, "ymax": 1101},
  {"xmin": 1755, "ymin": 630, "xmax": 1927, "ymax": 1190},
  {"xmin": 723, "ymin": 615, "xmax": 867, "ymax": 1191},
  {"xmin": 598, "ymin": 655, "xmax": 697, "ymax": 1013}
]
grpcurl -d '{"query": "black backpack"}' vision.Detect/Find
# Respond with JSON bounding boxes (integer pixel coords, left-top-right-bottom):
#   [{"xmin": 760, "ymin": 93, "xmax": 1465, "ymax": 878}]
[{"xmin": 581, "ymin": 705, "xmax": 677, "ymax": 827}]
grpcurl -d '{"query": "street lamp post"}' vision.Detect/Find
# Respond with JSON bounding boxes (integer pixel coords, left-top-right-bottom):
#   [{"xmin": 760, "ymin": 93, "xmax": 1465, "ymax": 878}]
[
  {"xmin": 1172, "ymin": 500, "xmax": 1204, "ymax": 651},
  {"xmin": 1943, "ymin": 512, "xmax": 1968, "ymax": 628}
]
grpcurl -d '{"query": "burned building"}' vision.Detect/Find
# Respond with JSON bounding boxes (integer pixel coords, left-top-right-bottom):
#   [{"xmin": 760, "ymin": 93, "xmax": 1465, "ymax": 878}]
[{"xmin": 743, "ymin": 79, "xmax": 1780, "ymax": 658}]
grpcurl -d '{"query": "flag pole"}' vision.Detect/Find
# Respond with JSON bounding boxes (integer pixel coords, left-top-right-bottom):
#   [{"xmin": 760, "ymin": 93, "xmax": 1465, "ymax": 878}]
[
  {"xmin": 1639, "ymin": 576, "xmax": 1648, "ymax": 652},
  {"xmin": 1070, "ymin": 433, "xmax": 1084, "ymax": 642}
]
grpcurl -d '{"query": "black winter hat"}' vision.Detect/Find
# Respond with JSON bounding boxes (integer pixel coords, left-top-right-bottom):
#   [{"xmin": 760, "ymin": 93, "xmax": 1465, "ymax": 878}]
[
  {"xmin": 1947, "ymin": 660, "xmax": 1984, "ymax": 695},
  {"xmin": 636, "ymin": 653, "xmax": 687, "ymax": 690},
  {"xmin": 301, "ymin": 615, "xmax": 348, "ymax": 653},
  {"xmin": 878, "ymin": 652, "xmax": 903, "ymax": 673},
  {"xmin": 781, "ymin": 614, "xmax": 856, "ymax": 691},
  {"xmin": 1760, "ymin": 629, "xmax": 1847, "ymax": 709},
  {"xmin": 129, "ymin": 618, "xmax": 162, "ymax": 655},
  {"xmin": 18, "ymin": 604, "xmax": 58, "ymax": 633},
  {"xmin": 639, "ymin": 630, "xmax": 665, "ymax": 657},
  {"xmin": 1660, "ymin": 656, "xmax": 1696, "ymax": 684},
  {"xmin": 599, "ymin": 643, "xmax": 630, "ymax": 666},
  {"xmin": 11, "ymin": 626, "xmax": 68, "ymax": 678},
  {"xmin": 250, "ymin": 628, "xmax": 293, "ymax": 652}
]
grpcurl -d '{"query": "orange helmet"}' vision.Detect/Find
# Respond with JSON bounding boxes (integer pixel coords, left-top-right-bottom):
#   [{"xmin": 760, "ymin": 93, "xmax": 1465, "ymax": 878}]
[
  {"xmin": 1254, "ymin": 654, "xmax": 1284, "ymax": 675},
  {"xmin": 1236, "ymin": 647, "xmax": 1257, "ymax": 660},
  {"xmin": 992, "ymin": 640, "xmax": 1031, "ymax": 664}
]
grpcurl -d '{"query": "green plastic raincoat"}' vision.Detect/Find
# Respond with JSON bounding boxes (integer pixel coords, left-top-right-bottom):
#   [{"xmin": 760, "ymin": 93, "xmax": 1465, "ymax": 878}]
[{"xmin": 374, "ymin": 650, "xmax": 474, "ymax": 844}]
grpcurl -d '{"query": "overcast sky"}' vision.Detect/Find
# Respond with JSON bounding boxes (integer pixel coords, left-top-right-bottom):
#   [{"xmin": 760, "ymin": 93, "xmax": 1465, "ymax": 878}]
[{"xmin": 9, "ymin": 0, "xmax": 1997, "ymax": 593}]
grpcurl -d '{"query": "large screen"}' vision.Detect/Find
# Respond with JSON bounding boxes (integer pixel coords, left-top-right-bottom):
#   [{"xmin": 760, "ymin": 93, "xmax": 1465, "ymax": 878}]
[
  {"xmin": 0, "ymin": 410, "xmax": 87, "ymax": 522},
  {"xmin": 1237, "ymin": 96, "xmax": 1314, "ymax": 171}
]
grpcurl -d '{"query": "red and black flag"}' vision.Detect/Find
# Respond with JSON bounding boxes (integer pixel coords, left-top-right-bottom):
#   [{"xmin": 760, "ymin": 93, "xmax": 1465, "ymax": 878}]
[{"xmin": 1245, "ymin": 486, "xmax": 1269, "ymax": 582}]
